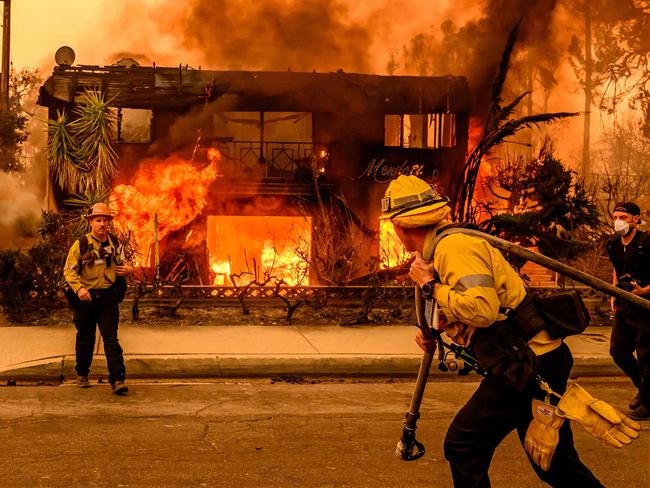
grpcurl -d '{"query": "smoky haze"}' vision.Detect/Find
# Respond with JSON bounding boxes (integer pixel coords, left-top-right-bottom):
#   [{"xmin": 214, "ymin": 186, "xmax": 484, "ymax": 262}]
[
  {"xmin": 136, "ymin": 1, "xmax": 570, "ymax": 121},
  {"xmin": 0, "ymin": 172, "xmax": 42, "ymax": 249},
  {"xmin": 138, "ymin": 0, "xmax": 569, "ymax": 154},
  {"xmin": 152, "ymin": 0, "xmax": 373, "ymax": 73},
  {"xmin": 398, "ymin": 0, "xmax": 562, "ymax": 117}
]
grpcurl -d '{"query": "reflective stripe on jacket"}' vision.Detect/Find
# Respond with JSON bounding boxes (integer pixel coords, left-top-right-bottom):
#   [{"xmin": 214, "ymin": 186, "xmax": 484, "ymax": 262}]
[{"xmin": 424, "ymin": 229, "xmax": 560, "ymax": 356}]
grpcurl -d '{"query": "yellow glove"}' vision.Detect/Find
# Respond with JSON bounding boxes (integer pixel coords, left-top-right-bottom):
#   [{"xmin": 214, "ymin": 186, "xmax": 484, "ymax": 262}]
[
  {"xmin": 556, "ymin": 383, "xmax": 641, "ymax": 448},
  {"xmin": 525, "ymin": 399, "xmax": 565, "ymax": 471}
]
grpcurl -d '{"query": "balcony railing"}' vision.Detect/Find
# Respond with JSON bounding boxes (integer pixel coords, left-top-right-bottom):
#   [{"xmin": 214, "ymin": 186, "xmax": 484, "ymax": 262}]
[{"xmin": 208, "ymin": 140, "xmax": 330, "ymax": 179}]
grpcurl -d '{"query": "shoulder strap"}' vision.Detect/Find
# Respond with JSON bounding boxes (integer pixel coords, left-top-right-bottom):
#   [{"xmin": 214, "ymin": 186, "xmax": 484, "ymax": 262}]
[
  {"xmin": 435, "ymin": 222, "xmax": 480, "ymax": 237},
  {"xmin": 76, "ymin": 235, "xmax": 89, "ymax": 271},
  {"xmin": 424, "ymin": 222, "xmax": 480, "ymax": 261},
  {"xmin": 108, "ymin": 232, "xmax": 120, "ymax": 249},
  {"xmin": 78, "ymin": 235, "xmax": 89, "ymax": 255}
]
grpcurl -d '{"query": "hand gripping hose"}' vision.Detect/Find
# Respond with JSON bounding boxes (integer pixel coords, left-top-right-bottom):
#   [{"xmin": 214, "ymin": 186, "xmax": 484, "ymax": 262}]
[
  {"xmin": 396, "ymin": 288, "xmax": 485, "ymax": 461},
  {"xmin": 395, "ymin": 286, "xmax": 436, "ymax": 461}
]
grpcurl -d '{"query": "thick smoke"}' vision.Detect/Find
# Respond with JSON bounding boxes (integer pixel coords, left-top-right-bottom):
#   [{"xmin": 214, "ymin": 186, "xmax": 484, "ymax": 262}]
[
  {"xmin": 135, "ymin": 1, "xmax": 573, "ymax": 119},
  {"xmin": 0, "ymin": 172, "xmax": 43, "ymax": 249},
  {"xmin": 152, "ymin": 0, "xmax": 374, "ymax": 73},
  {"xmin": 398, "ymin": 0, "xmax": 562, "ymax": 117},
  {"xmin": 53, "ymin": 0, "xmax": 601, "ymax": 171}
]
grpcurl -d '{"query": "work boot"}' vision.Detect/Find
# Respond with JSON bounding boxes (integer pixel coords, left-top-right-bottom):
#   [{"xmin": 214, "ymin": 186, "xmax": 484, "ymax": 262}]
[
  {"xmin": 629, "ymin": 392, "xmax": 641, "ymax": 410},
  {"xmin": 628, "ymin": 404, "xmax": 650, "ymax": 421},
  {"xmin": 111, "ymin": 381, "xmax": 128, "ymax": 395},
  {"xmin": 77, "ymin": 375, "xmax": 90, "ymax": 388}
]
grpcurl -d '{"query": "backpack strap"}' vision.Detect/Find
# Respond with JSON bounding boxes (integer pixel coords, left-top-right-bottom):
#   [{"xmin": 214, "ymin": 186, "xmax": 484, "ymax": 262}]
[
  {"xmin": 76, "ymin": 235, "xmax": 89, "ymax": 271},
  {"xmin": 108, "ymin": 233, "xmax": 120, "ymax": 248},
  {"xmin": 424, "ymin": 222, "xmax": 480, "ymax": 261},
  {"xmin": 76, "ymin": 233, "xmax": 120, "ymax": 268}
]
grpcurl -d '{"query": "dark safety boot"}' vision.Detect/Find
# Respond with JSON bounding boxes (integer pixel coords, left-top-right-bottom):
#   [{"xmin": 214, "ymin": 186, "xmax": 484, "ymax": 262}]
[
  {"xmin": 111, "ymin": 381, "xmax": 128, "ymax": 395},
  {"xmin": 629, "ymin": 392, "xmax": 641, "ymax": 410},
  {"xmin": 628, "ymin": 404, "xmax": 650, "ymax": 421}
]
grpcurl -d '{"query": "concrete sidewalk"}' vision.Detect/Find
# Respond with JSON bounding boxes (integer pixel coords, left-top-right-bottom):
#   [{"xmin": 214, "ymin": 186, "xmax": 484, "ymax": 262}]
[{"xmin": 0, "ymin": 324, "xmax": 618, "ymax": 381}]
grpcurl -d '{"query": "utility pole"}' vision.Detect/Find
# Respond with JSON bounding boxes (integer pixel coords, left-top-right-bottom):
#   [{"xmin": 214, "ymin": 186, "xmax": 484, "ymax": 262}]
[
  {"xmin": 0, "ymin": 0, "xmax": 10, "ymax": 112},
  {"xmin": 582, "ymin": 0, "xmax": 592, "ymax": 185}
]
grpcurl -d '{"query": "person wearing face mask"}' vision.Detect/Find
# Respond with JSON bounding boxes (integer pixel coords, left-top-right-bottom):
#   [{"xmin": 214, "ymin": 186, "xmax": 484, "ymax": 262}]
[{"xmin": 606, "ymin": 201, "xmax": 650, "ymax": 419}]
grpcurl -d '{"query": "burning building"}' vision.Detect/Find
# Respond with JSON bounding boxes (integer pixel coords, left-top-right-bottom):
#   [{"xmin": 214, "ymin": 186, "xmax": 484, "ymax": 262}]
[{"xmin": 38, "ymin": 55, "xmax": 470, "ymax": 286}]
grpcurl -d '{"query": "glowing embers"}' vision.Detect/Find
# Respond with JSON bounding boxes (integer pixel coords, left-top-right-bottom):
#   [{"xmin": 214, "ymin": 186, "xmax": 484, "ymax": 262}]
[
  {"xmin": 379, "ymin": 220, "xmax": 413, "ymax": 269},
  {"xmin": 207, "ymin": 216, "xmax": 311, "ymax": 286}
]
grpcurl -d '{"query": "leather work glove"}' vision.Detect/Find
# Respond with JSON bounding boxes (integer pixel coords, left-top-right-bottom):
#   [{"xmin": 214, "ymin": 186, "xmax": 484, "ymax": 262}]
[
  {"xmin": 524, "ymin": 399, "xmax": 565, "ymax": 471},
  {"xmin": 556, "ymin": 383, "xmax": 641, "ymax": 448}
]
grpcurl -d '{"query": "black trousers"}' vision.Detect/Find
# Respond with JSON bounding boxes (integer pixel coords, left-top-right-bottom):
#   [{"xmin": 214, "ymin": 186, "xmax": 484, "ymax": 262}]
[
  {"xmin": 610, "ymin": 306, "xmax": 650, "ymax": 405},
  {"xmin": 73, "ymin": 295, "xmax": 126, "ymax": 384},
  {"xmin": 444, "ymin": 342, "xmax": 603, "ymax": 488}
]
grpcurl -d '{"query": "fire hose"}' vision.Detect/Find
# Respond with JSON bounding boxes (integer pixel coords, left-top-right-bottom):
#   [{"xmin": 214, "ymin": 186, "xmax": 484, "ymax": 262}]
[{"xmin": 396, "ymin": 227, "xmax": 650, "ymax": 461}]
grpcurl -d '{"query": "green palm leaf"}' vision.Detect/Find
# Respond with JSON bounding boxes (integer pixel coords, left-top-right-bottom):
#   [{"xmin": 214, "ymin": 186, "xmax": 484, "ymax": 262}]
[
  {"xmin": 47, "ymin": 110, "xmax": 85, "ymax": 192},
  {"xmin": 47, "ymin": 90, "xmax": 120, "ymax": 194},
  {"xmin": 68, "ymin": 90, "xmax": 119, "ymax": 193}
]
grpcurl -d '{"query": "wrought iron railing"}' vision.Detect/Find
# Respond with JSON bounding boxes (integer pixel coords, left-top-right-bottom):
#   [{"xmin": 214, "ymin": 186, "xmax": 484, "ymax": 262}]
[{"xmin": 211, "ymin": 141, "xmax": 330, "ymax": 178}]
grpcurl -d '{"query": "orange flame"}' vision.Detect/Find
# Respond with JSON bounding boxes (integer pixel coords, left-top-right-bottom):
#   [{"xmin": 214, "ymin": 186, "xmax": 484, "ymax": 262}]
[
  {"xmin": 260, "ymin": 240, "xmax": 309, "ymax": 286},
  {"xmin": 208, "ymin": 242, "xmax": 309, "ymax": 287},
  {"xmin": 111, "ymin": 149, "xmax": 222, "ymax": 265},
  {"xmin": 379, "ymin": 220, "xmax": 413, "ymax": 269},
  {"xmin": 207, "ymin": 215, "xmax": 311, "ymax": 287},
  {"xmin": 210, "ymin": 259, "xmax": 231, "ymax": 286},
  {"xmin": 468, "ymin": 116, "xmax": 483, "ymax": 151}
]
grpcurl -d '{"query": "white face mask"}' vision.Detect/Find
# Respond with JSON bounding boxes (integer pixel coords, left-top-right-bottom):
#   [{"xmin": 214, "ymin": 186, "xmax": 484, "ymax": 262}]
[{"xmin": 614, "ymin": 220, "xmax": 630, "ymax": 236}]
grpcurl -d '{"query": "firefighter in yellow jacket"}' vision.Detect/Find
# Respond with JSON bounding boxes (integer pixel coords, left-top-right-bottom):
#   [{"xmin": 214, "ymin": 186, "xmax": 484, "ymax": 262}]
[
  {"xmin": 380, "ymin": 175, "xmax": 604, "ymax": 487},
  {"xmin": 64, "ymin": 203, "xmax": 133, "ymax": 395}
]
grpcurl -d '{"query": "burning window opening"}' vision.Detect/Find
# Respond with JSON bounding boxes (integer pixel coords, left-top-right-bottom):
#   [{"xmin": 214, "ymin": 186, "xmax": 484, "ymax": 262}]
[
  {"xmin": 207, "ymin": 215, "xmax": 311, "ymax": 286},
  {"xmin": 114, "ymin": 108, "xmax": 152, "ymax": 143},
  {"xmin": 385, "ymin": 113, "xmax": 456, "ymax": 149},
  {"xmin": 379, "ymin": 220, "xmax": 413, "ymax": 269}
]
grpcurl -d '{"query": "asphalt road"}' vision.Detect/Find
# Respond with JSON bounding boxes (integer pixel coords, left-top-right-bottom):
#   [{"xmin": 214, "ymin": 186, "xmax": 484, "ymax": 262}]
[{"xmin": 0, "ymin": 377, "xmax": 647, "ymax": 488}]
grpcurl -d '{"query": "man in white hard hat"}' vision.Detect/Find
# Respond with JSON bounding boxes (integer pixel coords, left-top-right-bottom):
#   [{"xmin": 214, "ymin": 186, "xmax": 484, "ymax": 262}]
[
  {"xmin": 64, "ymin": 203, "xmax": 133, "ymax": 395},
  {"xmin": 380, "ymin": 175, "xmax": 604, "ymax": 487}
]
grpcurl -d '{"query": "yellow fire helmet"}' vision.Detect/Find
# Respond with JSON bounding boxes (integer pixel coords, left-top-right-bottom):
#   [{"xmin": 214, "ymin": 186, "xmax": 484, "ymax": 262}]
[
  {"xmin": 85, "ymin": 202, "xmax": 114, "ymax": 220},
  {"xmin": 379, "ymin": 175, "xmax": 449, "ymax": 222}
]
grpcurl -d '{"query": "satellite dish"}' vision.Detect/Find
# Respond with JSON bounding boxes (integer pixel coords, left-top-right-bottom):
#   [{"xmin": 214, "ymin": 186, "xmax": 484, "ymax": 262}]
[{"xmin": 55, "ymin": 46, "xmax": 75, "ymax": 66}]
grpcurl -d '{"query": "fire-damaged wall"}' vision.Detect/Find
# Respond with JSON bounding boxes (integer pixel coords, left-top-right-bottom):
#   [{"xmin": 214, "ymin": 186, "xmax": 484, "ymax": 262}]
[{"xmin": 38, "ymin": 64, "xmax": 470, "ymax": 285}]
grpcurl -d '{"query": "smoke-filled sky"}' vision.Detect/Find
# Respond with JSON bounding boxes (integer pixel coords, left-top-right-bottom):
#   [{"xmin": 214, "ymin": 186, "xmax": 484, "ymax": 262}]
[
  {"xmin": 4, "ymin": 0, "xmax": 645, "ymax": 247},
  {"xmin": 11, "ymin": 1, "xmax": 641, "ymax": 175},
  {"xmin": 15, "ymin": 0, "xmax": 597, "ymax": 160},
  {"xmin": 15, "ymin": 0, "xmax": 476, "ymax": 71}
]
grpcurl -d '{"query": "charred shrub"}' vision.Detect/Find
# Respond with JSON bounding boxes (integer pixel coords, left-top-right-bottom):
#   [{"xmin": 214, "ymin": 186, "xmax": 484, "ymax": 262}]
[{"xmin": 0, "ymin": 210, "xmax": 72, "ymax": 322}]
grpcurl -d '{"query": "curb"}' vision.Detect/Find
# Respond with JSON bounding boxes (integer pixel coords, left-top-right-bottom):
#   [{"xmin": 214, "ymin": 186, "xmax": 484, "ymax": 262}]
[{"xmin": 0, "ymin": 354, "xmax": 624, "ymax": 382}]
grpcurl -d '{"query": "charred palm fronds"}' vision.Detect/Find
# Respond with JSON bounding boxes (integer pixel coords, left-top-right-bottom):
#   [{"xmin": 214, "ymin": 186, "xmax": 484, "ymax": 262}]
[{"xmin": 454, "ymin": 22, "xmax": 577, "ymax": 222}]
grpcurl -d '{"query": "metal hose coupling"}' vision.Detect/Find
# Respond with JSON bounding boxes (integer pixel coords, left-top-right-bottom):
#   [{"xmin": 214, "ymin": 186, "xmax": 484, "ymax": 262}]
[{"xmin": 395, "ymin": 411, "xmax": 426, "ymax": 461}]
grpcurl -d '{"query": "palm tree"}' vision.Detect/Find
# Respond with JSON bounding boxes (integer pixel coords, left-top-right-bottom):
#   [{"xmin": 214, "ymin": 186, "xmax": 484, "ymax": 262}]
[
  {"xmin": 47, "ymin": 90, "xmax": 119, "ymax": 194},
  {"xmin": 47, "ymin": 110, "xmax": 82, "ymax": 192},
  {"xmin": 454, "ymin": 22, "xmax": 577, "ymax": 222}
]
